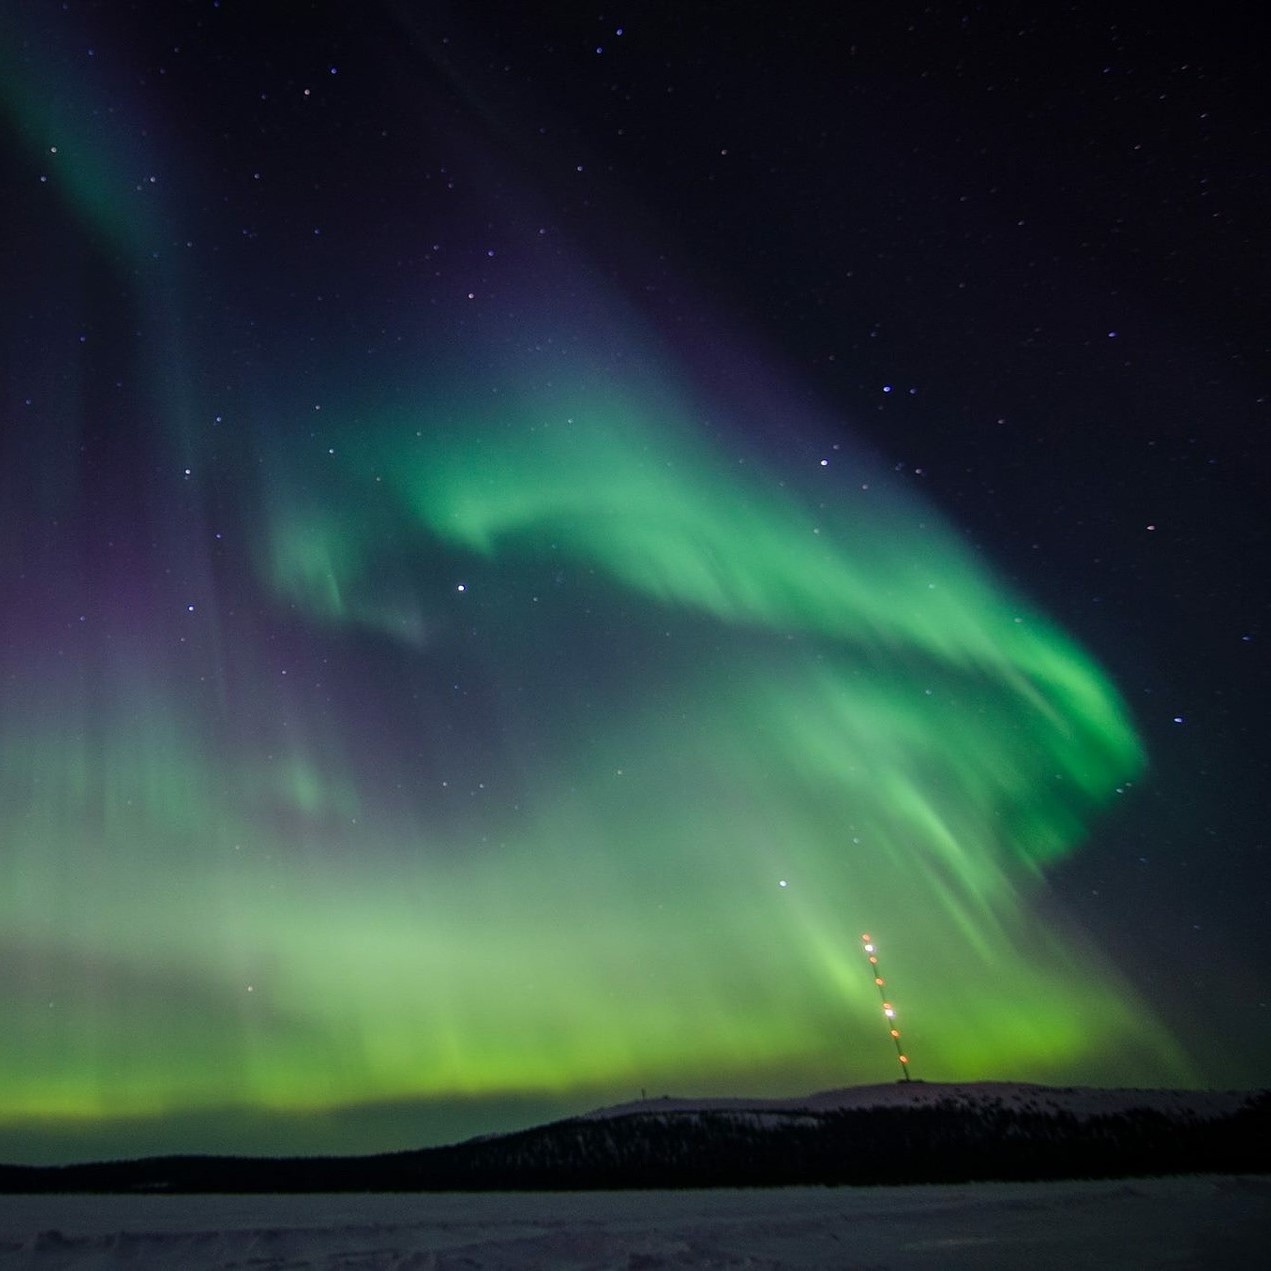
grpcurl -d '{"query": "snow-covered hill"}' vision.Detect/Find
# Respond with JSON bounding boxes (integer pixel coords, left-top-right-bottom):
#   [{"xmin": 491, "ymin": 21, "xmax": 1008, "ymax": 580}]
[
  {"xmin": 582, "ymin": 1080, "xmax": 1255, "ymax": 1124},
  {"xmin": 1, "ymin": 1082, "xmax": 1266, "ymax": 1193}
]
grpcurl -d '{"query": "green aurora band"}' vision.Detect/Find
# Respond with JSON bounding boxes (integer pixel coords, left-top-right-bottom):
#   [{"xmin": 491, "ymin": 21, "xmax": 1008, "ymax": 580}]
[
  {"xmin": 0, "ymin": 350, "xmax": 1191, "ymax": 1151},
  {"xmin": 0, "ymin": 13, "xmax": 1194, "ymax": 1162}
]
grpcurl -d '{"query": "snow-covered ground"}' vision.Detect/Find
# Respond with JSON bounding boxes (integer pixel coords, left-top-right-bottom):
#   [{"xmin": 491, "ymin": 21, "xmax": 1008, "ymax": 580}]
[{"xmin": 2, "ymin": 1175, "xmax": 1268, "ymax": 1268}]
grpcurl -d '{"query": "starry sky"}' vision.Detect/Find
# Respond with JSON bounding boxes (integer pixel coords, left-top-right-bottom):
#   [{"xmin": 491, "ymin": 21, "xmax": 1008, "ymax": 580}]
[{"xmin": 1, "ymin": 3, "xmax": 1266, "ymax": 1165}]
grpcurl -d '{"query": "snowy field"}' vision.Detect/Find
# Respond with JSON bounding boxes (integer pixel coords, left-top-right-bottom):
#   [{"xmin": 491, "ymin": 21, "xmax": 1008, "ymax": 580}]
[{"xmin": 1, "ymin": 1175, "xmax": 1268, "ymax": 1269}]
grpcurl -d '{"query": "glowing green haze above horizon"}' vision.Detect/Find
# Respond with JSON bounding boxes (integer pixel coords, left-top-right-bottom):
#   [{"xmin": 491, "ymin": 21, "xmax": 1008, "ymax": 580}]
[
  {"xmin": 0, "ymin": 7, "xmax": 1194, "ymax": 1164},
  {"xmin": 0, "ymin": 341, "xmax": 1189, "ymax": 1149}
]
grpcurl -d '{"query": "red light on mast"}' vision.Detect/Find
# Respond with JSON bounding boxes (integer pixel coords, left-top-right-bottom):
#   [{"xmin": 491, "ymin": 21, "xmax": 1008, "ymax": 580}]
[{"xmin": 860, "ymin": 932, "xmax": 913, "ymax": 1082}]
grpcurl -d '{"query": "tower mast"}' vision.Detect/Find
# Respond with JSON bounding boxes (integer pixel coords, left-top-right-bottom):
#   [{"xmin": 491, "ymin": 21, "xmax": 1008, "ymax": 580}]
[{"xmin": 861, "ymin": 933, "xmax": 911, "ymax": 1081}]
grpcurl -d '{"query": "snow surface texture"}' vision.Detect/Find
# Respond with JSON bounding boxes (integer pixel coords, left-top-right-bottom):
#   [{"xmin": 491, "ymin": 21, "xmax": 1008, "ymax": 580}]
[
  {"xmin": 581, "ymin": 1081, "xmax": 1256, "ymax": 1123},
  {"xmin": 2, "ymin": 1176, "xmax": 1269, "ymax": 1269}
]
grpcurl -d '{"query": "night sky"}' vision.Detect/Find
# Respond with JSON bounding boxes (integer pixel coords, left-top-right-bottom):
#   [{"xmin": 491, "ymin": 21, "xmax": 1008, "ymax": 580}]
[{"xmin": 1, "ymin": 3, "xmax": 1266, "ymax": 1165}]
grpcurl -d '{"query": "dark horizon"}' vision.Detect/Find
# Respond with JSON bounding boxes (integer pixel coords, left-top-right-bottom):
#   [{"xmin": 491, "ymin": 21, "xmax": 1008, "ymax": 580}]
[
  {"xmin": 5, "ymin": 1077, "xmax": 1266, "ymax": 1170},
  {"xmin": 3, "ymin": 1081, "xmax": 1265, "ymax": 1189}
]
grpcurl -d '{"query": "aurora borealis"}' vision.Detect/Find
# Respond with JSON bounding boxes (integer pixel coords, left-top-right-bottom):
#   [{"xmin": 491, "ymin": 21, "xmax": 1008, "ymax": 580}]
[{"xmin": 2, "ymin": 5, "xmax": 1266, "ymax": 1163}]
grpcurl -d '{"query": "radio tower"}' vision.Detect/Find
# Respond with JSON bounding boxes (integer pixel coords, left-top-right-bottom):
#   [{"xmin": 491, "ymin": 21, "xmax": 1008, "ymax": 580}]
[{"xmin": 861, "ymin": 933, "xmax": 911, "ymax": 1081}]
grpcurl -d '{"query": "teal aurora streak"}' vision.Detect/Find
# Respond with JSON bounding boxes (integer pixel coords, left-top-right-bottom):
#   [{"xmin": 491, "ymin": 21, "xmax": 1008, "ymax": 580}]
[{"xmin": 0, "ymin": 16, "xmax": 1193, "ymax": 1163}]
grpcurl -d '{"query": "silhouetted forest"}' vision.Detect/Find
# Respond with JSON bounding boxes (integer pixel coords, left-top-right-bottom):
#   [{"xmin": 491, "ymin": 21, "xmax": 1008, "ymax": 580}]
[{"xmin": 3, "ymin": 1087, "xmax": 1267, "ymax": 1193}]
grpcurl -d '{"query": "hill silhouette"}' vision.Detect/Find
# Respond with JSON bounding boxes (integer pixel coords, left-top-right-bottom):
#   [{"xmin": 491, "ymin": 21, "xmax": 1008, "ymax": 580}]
[{"xmin": 2, "ymin": 1082, "xmax": 1266, "ymax": 1193}]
